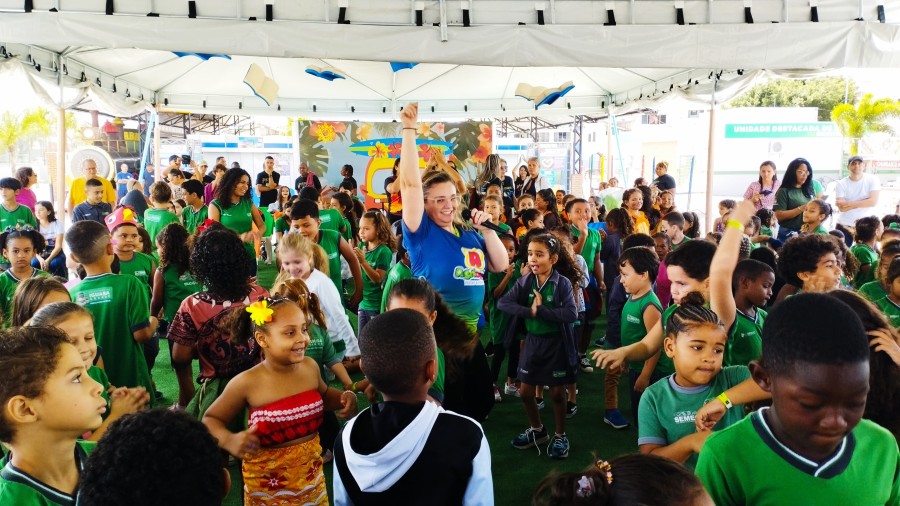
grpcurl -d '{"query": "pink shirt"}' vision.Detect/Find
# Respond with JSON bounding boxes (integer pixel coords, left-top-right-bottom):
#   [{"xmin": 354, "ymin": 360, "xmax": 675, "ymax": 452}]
[
  {"xmin": 15, "ymin": 188, "xmax": 36, "ymax": 212},
  {"xmin": 654, "ymin": 261, "xmax": 672, "ymax": 309},
  {"xmin": 743, "ymin": 180, "xmax": 781, "ymax": 210}
]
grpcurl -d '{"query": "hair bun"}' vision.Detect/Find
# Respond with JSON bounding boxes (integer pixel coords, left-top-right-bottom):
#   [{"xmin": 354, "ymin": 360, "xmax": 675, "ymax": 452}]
[{"xmin": 679, "ymin": 291, "xmax": 706, "ymax": 307}]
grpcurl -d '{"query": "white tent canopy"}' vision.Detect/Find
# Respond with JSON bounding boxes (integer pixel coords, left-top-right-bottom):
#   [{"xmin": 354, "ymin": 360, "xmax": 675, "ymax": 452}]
[{"xmin": 0, "ymin": 0, "xmax": 899, "ymax": 119}]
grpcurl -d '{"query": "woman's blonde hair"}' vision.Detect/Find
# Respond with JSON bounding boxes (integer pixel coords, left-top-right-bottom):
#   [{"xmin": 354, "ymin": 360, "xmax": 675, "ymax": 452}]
[
  {"xmin": 276, "ymin": 233, "xmax": 329, "ymax": 276},
  {"xmin": 270, "ymin": 278, "xmax": 327, "ymax": 329}
]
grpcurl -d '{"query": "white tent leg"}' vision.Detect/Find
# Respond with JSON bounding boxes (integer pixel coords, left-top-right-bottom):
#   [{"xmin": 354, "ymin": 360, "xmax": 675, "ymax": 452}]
[
  {"xmin": 705, "ymin": 80, "xmax": 717, "ymax": 234},
  {"xmin": 153, "ymin": 104, "xmax": 161, "ymax": 185},
  {"xmin": 56, "ymin": 107, "xmax": 66, "ymax": 218}
]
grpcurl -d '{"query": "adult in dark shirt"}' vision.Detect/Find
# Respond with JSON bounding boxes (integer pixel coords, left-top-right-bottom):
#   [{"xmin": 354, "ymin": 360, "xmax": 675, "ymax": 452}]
[
  {"xmin": 652, "ymin": 160, "xmax": 676, "ymax": 193},
  {"xmin": 478, "ymin": 154, "xmax": 516, "ymax": 210},
  {"xmin": 340, "ymin": 164, "xmax": 359, "ymax": 196},
  {"xmin": 384, "ymin": 159, "xmax": 402, "ymax": 224},
  {"xmin": 294, "ymin": 162, "xmax": 322, "ymax": 193},
  {"xmin": 256, "ymin": 155, "xmax": 281, "ymax": 208}
]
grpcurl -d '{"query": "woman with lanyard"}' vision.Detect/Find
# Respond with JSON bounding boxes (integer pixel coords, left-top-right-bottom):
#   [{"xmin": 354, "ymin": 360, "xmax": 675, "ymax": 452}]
[
  {"xmin": 773, "ymin": 158, "xmax": 822, "ymax": 242},
  {"xmin": 398, "ymin": 102, "xmax": 509, "ymax": 331},
  {"xmin": 520, "ymin": 157, "xmax": 550, "ymax": 198},
  {"xmin": 208, "ymin": 168, "xmax": 266, "ymax": 271},
  {"xmin": 743, "ymin": 160, "xmax": 781, "ymax": 211}
]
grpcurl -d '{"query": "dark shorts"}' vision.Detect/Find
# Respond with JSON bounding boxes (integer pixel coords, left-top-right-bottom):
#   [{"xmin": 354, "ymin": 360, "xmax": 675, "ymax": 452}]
[{"xmin": 518, "ymin": 332, "xmax": 577, "ymax": 386}]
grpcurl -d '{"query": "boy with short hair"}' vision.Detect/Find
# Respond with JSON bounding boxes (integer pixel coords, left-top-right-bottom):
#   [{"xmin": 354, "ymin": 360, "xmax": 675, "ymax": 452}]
[
  {"xmin": 290, "ymin": 199, "xmax": 362, "ymax": 306},
  {"xmin": 72, "ymin": 178, "xmax": 112, "ymax": 224},
  {"xmin": 851, "ymin": 215, "xmax": 881, "ymax": 289},
  {"xmin": 618, "ymin": 246, "xmax": 663, "ymax": 425},
  {"xmin": 107, "ymin": 206, "xmax": 157, "ymax": 295},
  {"xmin": 696, "ymin": 293, "xmax": 900, "ymax": 505},
  {"xmin": 67, "ymin": 220, "xmax": 157, "ymax": 397},
  {"xmin": 78, "ymin": 409, "xmax": 230, "ymax": 506},
  {"xmin": 298, "ymin": 186, "xmax": 348, "ymax": 236},
  {"xmin": 333, "ymin": 309, "xmax": 493, "ymax": 504},
  {"xmin": 566, "ymin": 198, "xmax": 603, "ymax": 373},
  {"xmin": 660, "ymin": 212, "xmax": 690, "ymax": 250},
  {"xmin": 180, "ymin": 179, "xmax": 208, "ymax": 235},
  {"xmin": 143, "ymin": 182, "xmax": 179, "ymax": 254},
  {"xmin": 0, "ymin": 177, "xmax": 36, "ymax": 230}
]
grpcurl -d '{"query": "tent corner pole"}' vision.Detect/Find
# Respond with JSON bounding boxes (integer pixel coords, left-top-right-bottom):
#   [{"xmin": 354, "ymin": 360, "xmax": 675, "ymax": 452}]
[
  {"xmin": 55, "ymin": 107, "xmax": 66, "ymax": 220},
  {"xmin": 705, "ymin": 80, "xmax": 717, "ymax": 234}
]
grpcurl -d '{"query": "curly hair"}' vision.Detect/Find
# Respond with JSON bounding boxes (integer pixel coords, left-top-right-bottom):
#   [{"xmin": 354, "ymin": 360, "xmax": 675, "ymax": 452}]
[
  {"xmin": 157, "ymin": 223, "xmax": 191, "ymax": 274},
  {"xmin": 214, "ymin": 168, "xmax": 252, "ymax": 209},
  {"xmin": 778, "ymin": 233, "xmax": 841, "ymax": 286},
  {"xmin": 190, "ymin": 228, "xmax": 253, "ymax": 300},
  {"xmin": 360, "ymin": 210, "xmax": 396, "ymax": 251},
  {"xmin": 0, "ymin": 227, "xmax": 46, "ymax": 254},
  {"xmin": 604, "ymin": 208, "xmax": 634, "ymax": 237},
  {"xmin": 524, "ymin": 232, "xmax": 584, "ymax": 290},
  {"xmin": 78, "ymin": 409, "xmax": 226, "ymax": 506},
  {"xmin": 0, "ymin": 326, "xmax": 69, "ymax": 442}
]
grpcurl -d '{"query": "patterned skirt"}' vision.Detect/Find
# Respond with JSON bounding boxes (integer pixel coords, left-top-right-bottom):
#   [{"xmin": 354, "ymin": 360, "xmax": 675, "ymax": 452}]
[{"xmin": 242, "ymin": 434, "xmax": 329, "ymax": 506}]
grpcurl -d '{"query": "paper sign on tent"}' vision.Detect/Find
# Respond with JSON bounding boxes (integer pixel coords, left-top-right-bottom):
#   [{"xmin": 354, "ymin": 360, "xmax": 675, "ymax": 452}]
[
  {"xmin": 243, "ymin": 63, "xmax": 279, "ymax": 106},
  {"xmin": 515, "ymin": 81, "xmax": 575, "ymax": 108}
]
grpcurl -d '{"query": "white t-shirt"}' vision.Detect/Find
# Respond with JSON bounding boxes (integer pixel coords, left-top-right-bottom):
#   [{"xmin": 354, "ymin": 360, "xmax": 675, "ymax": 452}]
[
  {"xmin": 39, "ymin": 220, "xmax": 64, "ymax": 248},
  {"xmin": 304, "ymin": 268, "xmax": 360, "ymax": 357},
  {"xmin": 835, "ymin": 173, "xmax": 881, "ymax": 226}
]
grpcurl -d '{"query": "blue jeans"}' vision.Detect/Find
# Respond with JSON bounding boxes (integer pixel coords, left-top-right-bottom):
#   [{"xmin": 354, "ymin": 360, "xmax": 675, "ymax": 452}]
[
  {"xmin": 776, "ymin": 225, "xmax": 798, "ymax": 242},
  {"xmin": 357, "ymin": 309, "xmax": 379, "ymax": 334},
  {"xmin": 32, "ymin": 253, "xmax": 67, "ymax": 278}
]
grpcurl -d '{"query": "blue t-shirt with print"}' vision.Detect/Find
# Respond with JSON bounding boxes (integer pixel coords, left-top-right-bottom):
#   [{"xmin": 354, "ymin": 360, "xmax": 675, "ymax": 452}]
[{"xmin": 403, "ymin": 211, "xmax": 487, "ymax": 328}]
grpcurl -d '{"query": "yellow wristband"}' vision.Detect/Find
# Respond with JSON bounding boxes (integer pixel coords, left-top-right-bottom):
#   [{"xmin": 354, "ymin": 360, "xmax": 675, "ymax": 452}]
[
  {"xmin": 726, "ymin": 220, "xmax": 744, "ymax": 231},
  {"xmin": 716, "ymin": 392, "xmax": 733, "ymax": 409}
]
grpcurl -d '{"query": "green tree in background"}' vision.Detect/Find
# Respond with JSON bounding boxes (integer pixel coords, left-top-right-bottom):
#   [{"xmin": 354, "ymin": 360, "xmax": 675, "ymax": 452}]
[
  {"xmin": 0, "ymin": 107, "xmax": 51, "ymax": 163},
  {"xmin": 729, "ymin": 77, "xmax": 857, "ymax": 121},
  {"xmin": 831, "ymin": 94, "xmax": 900, "ymax": 156}
]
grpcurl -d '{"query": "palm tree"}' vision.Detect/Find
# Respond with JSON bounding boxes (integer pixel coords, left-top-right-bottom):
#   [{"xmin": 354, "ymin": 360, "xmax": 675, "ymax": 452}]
[
  {"xmin": 831, "ymin": 94, "xmax": 900, "ymax": 156},
  {"xmin": 0, "ymin": 108, "xmax": 51, "ymax": 164}
]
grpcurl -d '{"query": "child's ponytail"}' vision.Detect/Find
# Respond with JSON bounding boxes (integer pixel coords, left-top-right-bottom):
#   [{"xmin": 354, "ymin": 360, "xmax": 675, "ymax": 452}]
[{"xmin": 271, "ymin": 278, "xmax": 327, "ymax": 329}]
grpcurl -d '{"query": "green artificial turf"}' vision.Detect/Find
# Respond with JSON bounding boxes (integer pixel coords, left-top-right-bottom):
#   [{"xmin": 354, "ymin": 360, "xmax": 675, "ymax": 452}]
[{"xmin": 150, "ymin": 261, "xmax": 638, "ymax": 504}]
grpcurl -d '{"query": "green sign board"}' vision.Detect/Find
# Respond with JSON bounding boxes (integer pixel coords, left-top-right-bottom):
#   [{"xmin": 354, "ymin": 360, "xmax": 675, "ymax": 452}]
[{"xmin": 724, "ymin": 123, "xmax": 840, "ymax": 139}]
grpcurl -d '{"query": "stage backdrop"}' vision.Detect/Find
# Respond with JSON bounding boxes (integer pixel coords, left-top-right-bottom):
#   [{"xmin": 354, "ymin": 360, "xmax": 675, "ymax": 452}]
[{"xmin": 295, "ymin": 120, "xmax": 492, "ymax": 210}]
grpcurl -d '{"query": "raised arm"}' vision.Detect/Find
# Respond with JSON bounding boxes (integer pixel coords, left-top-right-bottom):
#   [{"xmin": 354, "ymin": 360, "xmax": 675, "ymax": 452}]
[
  {"xmin": 399, "ymin": 103, "xmax": 425, "ymax": 233},
  {"xmin": 710, "ymin": 200, "xmax": 756, "ymax": 330}
]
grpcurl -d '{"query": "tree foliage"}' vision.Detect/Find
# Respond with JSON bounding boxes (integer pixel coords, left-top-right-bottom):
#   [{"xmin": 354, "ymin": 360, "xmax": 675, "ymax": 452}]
[
  {"xmin": 729, "ymin": 77, "xmax": 857, "ymax": 121},
  {"xmin": 0, "ymin": 107, "xmax": 51, "ymax": 163},
  {"xmin": 831, "ymin": 94, "xmax": 900, "ymax": 155}
]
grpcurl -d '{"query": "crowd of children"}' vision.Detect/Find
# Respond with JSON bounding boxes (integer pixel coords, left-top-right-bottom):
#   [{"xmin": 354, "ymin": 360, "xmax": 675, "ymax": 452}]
[{"xmin": 0, "ymin": 131, "xmax": 897, "ymax": 506}]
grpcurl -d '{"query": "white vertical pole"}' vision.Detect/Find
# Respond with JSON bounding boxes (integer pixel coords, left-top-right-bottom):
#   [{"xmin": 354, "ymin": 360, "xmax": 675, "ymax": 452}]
[{"xmin": 705, "ymin": 80, "xmax": 717, "ymax": 234}]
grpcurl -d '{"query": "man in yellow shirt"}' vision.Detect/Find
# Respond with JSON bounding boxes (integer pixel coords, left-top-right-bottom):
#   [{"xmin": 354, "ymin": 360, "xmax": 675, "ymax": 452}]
[{"xmin": 67, "ymin": 159, "xmax": 116, "ymax": 216}]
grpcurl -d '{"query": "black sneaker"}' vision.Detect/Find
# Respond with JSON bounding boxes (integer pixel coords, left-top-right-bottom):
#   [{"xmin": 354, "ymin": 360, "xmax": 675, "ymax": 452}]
[
  {"xmin": 566, "ymin": 401, "xmax": 577, "ymax": 419},
  {"xmin": 535, "ymin": 398, "xmax": 545, "ymax": 410},
  {"xmin": 511, "ymin": 426, "xmax": 550, "ymax": 451}
]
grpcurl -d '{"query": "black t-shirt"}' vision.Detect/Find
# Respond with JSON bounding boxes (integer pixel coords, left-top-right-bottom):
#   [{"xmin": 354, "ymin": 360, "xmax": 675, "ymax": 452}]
[
  {"xmin": 653, "ymin": 173, "xmax": 676, "ymax": 191},
  {"xmin": 256, "ymin": 171, "xmax": 281, "ymax": 207},
  {"xmin": 295, "ymin": 173, "xmax": 322, "ymax": 193},
  {"xmin": 341, "ymin": 176, "xmax": 358, "ymax": 191}
]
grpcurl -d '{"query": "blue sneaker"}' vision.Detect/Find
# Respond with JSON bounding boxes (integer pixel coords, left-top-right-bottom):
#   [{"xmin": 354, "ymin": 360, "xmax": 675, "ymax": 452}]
[
  {"xmin": 549, "ymin": 434, "xmax": 570, "ymax": 459},
  {"xmin": 512, "ymin": 426, "xmax": 550, "ymax": 451},
  {"xmin": 604, "ymin": 409, "xmax": 630, "ymax": 429}
]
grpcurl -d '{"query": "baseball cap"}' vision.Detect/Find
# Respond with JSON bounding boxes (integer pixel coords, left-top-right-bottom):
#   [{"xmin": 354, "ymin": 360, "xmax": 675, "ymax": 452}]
[
  {"xmin": 198, "ymin": 160, "xmax": 209, "ymax": 167},
  {"xmin": 849, "ymin": 155, "xmax": 864, "ymax": 164},
  {"xmin": 105, "ymin": 206, "xmax": 139, "ymax": 232}
]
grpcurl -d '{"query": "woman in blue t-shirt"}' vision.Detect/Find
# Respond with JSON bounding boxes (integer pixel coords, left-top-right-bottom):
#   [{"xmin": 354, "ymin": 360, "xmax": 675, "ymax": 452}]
[{"xmin": 397, "ymin": 103, "xmax": 509, "ymax": 330}]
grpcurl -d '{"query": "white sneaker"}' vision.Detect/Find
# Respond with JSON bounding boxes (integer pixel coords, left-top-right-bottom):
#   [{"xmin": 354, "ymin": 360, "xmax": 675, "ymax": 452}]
[
  {"xmin": 504, "ymin": 383, "xmax": 521, "ymax": 397},
  {"xmin": 493, "ymin": 384, "xmax": 502, "ymax": 402}
]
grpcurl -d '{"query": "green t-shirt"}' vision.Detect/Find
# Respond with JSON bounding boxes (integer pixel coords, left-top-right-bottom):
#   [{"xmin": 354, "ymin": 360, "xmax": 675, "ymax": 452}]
[
  {"xmin": 380, "ymin": 262, "xmax": 412, "ymax": 313},
  {"xmin": 725, "ymin": 308, "xmax": 766, "ymax": 367},
  {"xmin": 486, "ymin": 260, "xmax": 521, "ymax": 345},
  {"xmin": 621, "ymin": 291, "xmax": 663, "ymax": 373},
  {"xmin": 142, "ymin": 208, "xmax": 179, "ymax": 251},
  {"xmin": 432, "ymin": 347, "xmax": 446, "ymax": 397},
  {"xmin": 672, "ymin": 236, "xmax": 691, "ymax": 251},
  {"xmin": 181, "ymin": 205, "xmax": 208, "ymax": 235},
  {"xmin": 571, "ymin": 226, "xmax": 601, "ymax": 275},
  {"xmin": 760, "ymin": 225, "xmax": 774, "ymax": 238},
  {"xmin": 359, "ymin": 244, "xmax": 393, "ymax": 311},
  {"xmin": 525, "ymin": 276, "xmax": 559, "ymax": 335},
  {"xmin": 872, "ymin": 295, "xmax": 900, "ymax": 329},
  {"xmin": 274, "ymin": 215, "xmax": 290, "ymax": 234},
  {"xmin": 117, "ymin": 252, "xmax": 156, "ymax": 295},
  {"xmin": 0, "ymin": 440, "xmax": 95, "ymax": 506},
  {"xmin": 773, "ymin": 187, "xmax": 814, "ymax": 230},
  {"xmin": 0, "ymin": 204, "xmax": 36, "ymax": 231},
  {"xmin": 638, "ymin": 365, "xmax": 751, "ymax": 468},
  {"xmin": 810, "ymin": 225, "xmax": 829, "ymax": 235},
  {"xmin": 340, "ymin": 217, "xmax": 353, "ymax": 243},
  {"xmin": 851, "ymin": 244, "xmax": 878, "ymax": 289},
  {"xmin": 160, "ymin": 265, "xmax": 201, "ymax": 322},
  {"xmin": 212, "ymin": 198, "xmax": 256, "ymax": 260},
  {"xmin": 307, "ymin": 323, "xmax": 340, "ymax": 377},
  {"xmin": 319, "ymin": 208, "xmax": 345, "ymax": 235},
  {"xmin": 318, "ymin": 229, "xmax": 343, "ymax": 297},
  {"xmin": 697, "ymin": 412, "xmax": 900, "ymax": 506},
  {"xmin": 859, "ymin": 280, "xmax": 887, "ymax": 302},
  {"xmin": 71, "ymin": 273, "xmax": 153, "ymax": 396},
  {"xmin": 87, "ymin": 365, "xmax": 111, "ymax": 418},
  {"xmin": 0, "ymin": 268, "xmax": 49, "ymax": 327}
]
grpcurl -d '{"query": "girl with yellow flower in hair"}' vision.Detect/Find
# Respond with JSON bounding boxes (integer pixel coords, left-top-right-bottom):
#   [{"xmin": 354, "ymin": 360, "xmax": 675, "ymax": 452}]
[{"xmin": 203, "ymin": 296, "xmax": 358, "ymax": 505}]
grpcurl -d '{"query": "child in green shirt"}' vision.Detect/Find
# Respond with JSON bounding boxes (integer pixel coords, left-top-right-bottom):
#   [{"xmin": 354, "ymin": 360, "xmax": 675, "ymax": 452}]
[
  {"xmin": 872, "ymin": 257, "xmax": 900, "ymax": 328},
  {"xmin": 0, "ymin": 177, "xmax": 36, "ymax": 231},
  {"xmin": 180, "ymin": 179, "xmax": 208, "ymax": 235},
  {"xmin": 0, "ymin": 228, "xmax": 49, "ymax": 327},
  {"xmin": 800, "ymin": 199, "xmax": 832, "ymax": 235},
  {"xmin": 353, "ymin": 211, "xmax": 395, "ymax": 332},
  {"xmin": 696, "ymin": 293, "xmax": 900, "ymax": 505},
  {"xmin": 107, "ymin": 207, "xmax": 157, "ymax": 296},
  {"xmin": 380, "ymin": 244, "xmax": 412, "ymax": 313},
  {"xmin": 850, "ymin": 216, "xmax": 881, "ymax": 289},
  {"xmin": 486, "ymin": 234, "xmax": 519, "ymax": 401},
  {"xmin": 0, "ymin": 326, "xmax": 105, "ymax": 505},
  {"xmin": 143, "ymin": 181, "xmax": 180, "ymax": 254}
]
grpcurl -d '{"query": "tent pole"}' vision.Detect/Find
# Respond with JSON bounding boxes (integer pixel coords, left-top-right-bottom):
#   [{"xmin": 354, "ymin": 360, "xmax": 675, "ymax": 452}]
[
  {"xmin": 56, "ymin": 107, "xmax": 66, "ymax": 220},
  {"xmin": 153, "ymin": 104, "xmax": 161, "ymax": 185},
  {"xmin": 705, "ymin": 79, "xmax": 717, "ymax": 234}
]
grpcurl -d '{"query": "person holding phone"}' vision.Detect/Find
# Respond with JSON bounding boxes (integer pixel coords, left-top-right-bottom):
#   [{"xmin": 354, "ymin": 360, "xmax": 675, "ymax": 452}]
[{"xmin": 743, "ymin": 160, "xmax": 780, "ymax": 211}]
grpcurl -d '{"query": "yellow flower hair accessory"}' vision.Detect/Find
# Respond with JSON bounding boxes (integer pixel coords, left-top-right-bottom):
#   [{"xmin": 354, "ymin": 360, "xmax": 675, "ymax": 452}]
[{"xmin": 246, "ymin": 300, "xmax": 274, "ymax": 326}]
